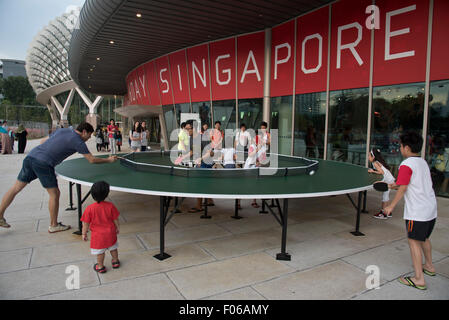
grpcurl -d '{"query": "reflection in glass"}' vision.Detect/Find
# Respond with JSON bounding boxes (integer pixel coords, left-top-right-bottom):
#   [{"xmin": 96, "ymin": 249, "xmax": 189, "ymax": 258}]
[
  {"xmin": 371, "ymin": 83, "xmax": 424, "ymax": 175},
  {"xmin": 163, "ymin": 105, "xmax": 177, "ymax": 148},
  {"xmin": 294, "ymin": 92, "xmax": 326, "ymax": 158},
  {"xmin": 426, "ymin": 80, "xmax": 449, "ymax": 198},
  {"xmin": 270, "ymin": 96, "xmax": 293, "ymax": 156},
  {"xmin": 238, "ymin": 98, "xmax": 263, "ymax": 131},
  {"xmin": 213, "ymin": 100, "xmax": 236, "ymax": 130},
  {"xmin": 192, "ymin": 101, "xmax": 212, "ymax": 127},
  {"xmin": 328, "ymin": 88, "xmax": 369, "ymax": 165},
  {"xmin": 175, "ymin": 103, "xmax": 191, "ymax": 124}
]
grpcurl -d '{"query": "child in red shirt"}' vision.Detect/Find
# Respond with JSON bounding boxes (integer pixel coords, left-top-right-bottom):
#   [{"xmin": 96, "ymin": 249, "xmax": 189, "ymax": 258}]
[{"xmin": 81, "ymin": 181, "xmax": 120, "ymax": 273}]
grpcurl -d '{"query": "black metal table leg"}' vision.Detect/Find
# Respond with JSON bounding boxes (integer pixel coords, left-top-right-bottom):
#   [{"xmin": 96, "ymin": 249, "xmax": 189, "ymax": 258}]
[
  {"xmin": 154, "ymin": 196, "xmax": 172, "ymax": 260},
  {"xmin": 259, "ymin": 199, "xmax": 268, "ymax": 214},
  {"xmin": 232, "ymin": 199, "xmax": 242, "ymax": 219},
  {"xmin": 73, "ymin": 184, "xmax": 83, "ymax": 235},
  {"xmin": 200, "ymin": 199, "xmax": 212, "ymax": 219},
  {"xmin": 361, "ymin": 190, "xmax": 368, "ymax": 213},
  {"xmin": 65, "ymin": 182, "xmax": 76, "ymax": 211},
  {"xmin": 351, "ymin": 191, "xmax": 365, "ymax": 236},
  {"xmin": 276, "ymin": 199, "xmax": 291, "ymax": 261}
]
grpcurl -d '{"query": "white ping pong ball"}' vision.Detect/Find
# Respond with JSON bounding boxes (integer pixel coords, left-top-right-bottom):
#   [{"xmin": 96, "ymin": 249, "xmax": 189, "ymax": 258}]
[{"xmin": 309, "ymin": 170, "xmax": 315, "ymax": 176}]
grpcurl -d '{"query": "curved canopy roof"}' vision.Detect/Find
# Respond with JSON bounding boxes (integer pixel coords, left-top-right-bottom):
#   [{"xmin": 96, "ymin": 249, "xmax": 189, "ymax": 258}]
[{"xmin": 69, "ymin": 0, "xmax": 333, "ymax": 96}]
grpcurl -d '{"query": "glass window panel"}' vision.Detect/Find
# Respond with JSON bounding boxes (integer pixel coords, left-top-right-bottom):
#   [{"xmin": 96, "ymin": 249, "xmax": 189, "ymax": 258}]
[
  {"xmin": 238, "ymin": 98, "xmax": 263, "ymax": 131},
  {"xmin": 371, "ymin": 83, "xmax": 425, "ymax": 175},
  {"xmin": 270, "ymin": 95, "xmax": 293, "ymax": 156},
  {"xmin": 294, "ymin": 92, "xmax": 326, "ymax": 158},
  {"xmin": 212, "ymin": 100, "xmax": 236, "ymax": 130},
  {"xmin": 175, "ymin": 103, "xmax": 191, "ymax": 124},
  {"xmin": 426, "ymin": 80, "xmax": 449, "ymax": 198},
  {"xmin": 163, "ymin": 105, "xmax": 177, "ymax": 148},
  {"xmin": 192, "ymin": 101, "xmax": 212, "ymax": 127},
  {"xmin": 328, "ymin": 88, "xmax": 369, "ymax": 166}
]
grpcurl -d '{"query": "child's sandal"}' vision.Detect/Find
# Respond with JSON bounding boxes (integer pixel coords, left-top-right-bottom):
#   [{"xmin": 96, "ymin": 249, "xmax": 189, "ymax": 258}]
[
  {"xmin": 112, "ymin": 260, "xmax": 120, "ymax": 269},
  {"xmin": 93, "ymin": 263, "xmax": 107, "ymax": 273}
]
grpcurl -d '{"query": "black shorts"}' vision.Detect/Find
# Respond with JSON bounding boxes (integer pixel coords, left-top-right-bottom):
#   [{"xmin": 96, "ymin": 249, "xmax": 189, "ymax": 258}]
[{"xmin": 405, "ymin": 219, "xmax": 436, "ymax": 242}]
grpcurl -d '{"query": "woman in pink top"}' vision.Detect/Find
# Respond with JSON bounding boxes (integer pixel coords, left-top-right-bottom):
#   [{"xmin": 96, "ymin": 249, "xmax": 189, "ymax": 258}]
[{"xmin": 107, "ymin": 119, "xmax": 118, "ymax": 155}]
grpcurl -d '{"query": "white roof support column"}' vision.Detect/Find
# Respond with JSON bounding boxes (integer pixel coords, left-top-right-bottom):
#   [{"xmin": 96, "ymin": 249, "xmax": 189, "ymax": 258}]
[{"xmin": 75, "ymin": 87, "xmax": 103, "ymax": 114}]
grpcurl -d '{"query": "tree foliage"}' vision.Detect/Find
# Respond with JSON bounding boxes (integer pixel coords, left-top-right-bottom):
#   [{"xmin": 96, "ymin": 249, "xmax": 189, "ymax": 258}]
[{"xmin": 0, "ymin": 76, "xmax": 37, "ymax": 105}]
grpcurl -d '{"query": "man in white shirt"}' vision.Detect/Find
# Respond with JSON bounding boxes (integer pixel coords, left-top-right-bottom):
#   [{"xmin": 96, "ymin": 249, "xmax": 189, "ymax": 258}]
[{"xmin": 384, "ymin": 132, "xmax": 437, "ymax": 291}]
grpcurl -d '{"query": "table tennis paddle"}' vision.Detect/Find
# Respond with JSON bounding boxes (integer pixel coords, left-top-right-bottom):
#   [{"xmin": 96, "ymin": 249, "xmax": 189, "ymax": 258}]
[{"xmin": 373, "ymin": 181, "xmax": 389, "ymax": 192}]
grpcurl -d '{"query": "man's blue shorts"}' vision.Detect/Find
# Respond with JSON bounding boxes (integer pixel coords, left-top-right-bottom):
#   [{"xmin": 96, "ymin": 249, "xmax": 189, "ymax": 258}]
[{"xmin": 17, "ymin": 156, "xmax": 58, "ymax": 189}]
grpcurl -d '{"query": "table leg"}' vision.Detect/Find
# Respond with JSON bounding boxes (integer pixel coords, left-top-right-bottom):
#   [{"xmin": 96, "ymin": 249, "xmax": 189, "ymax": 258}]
[
  {"xmin": 200, "ymin": 199, "xmax": 212, "ymax": 219},
  {"xmin": 73, "ymin": 184, "xmax": 82, "ymax": 235},
  {"xmin": 276, "ymin": 199, "xmax": 291, "ymax": 261},
  {"xmin": 350, "ymin": 191, "xmax": 365, "ymax": 236},
  {"xmin": 65, "ymin": 182, "xmax": 76, "ymax": 211},
  {"xmin": 232, "ymin": 199, "xmax": 242, "ymax": 219},
  {"xmin": 154, "ymin": 196, "xmax": 172, "ymax": 260},
  {"xmin": 362, "ymin": 190, "xmax": 368, "ymax": 213},
  {"xmin": 259, "ymin": 199, "xmax": 268, "ymax": 214}
]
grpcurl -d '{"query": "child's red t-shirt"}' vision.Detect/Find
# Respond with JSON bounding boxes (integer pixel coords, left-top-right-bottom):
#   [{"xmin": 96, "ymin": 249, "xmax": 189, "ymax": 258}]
[{"xmin": 81, "ymin": 201, "xmax": 120, "ymax": 249}]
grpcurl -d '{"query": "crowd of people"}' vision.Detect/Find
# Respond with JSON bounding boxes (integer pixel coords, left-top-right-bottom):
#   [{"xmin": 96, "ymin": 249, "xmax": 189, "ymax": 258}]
[
  {"xmin": 0, "ymin": 120, "xmax": 28, "ymax": 154},
  {"xmin": 176, "ymin": 120, "xmax": 271, "ymax": 212}
]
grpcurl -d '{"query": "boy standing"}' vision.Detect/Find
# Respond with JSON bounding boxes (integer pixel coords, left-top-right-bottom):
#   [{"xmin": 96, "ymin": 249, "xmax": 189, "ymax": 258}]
[{"xmin": 384, "ymin": 132, "xmax": 437, "ymax": 290}]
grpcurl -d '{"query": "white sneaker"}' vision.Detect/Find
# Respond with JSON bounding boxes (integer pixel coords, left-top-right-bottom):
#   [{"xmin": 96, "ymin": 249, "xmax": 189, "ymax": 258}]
[{"xmin": 48, "ymin": 222, "xmax": 71, "ymax": 233}]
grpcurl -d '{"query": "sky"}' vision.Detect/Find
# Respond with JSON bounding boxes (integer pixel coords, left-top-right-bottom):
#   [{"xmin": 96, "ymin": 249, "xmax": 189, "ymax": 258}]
[{"xmin": 0, "ymin": 0, "xmax": 85, "ymax": 61}]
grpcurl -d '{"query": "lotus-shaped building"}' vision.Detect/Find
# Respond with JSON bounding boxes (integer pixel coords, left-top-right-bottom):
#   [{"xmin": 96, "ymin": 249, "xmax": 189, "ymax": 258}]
[{"xmin": 26, "ymin": 8, "xmax": 103, "ymax": 128}]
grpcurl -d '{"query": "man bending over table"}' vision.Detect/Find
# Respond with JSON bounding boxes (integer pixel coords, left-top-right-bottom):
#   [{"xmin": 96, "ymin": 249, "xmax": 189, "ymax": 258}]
[{"xmin": 0, "ymin": 123, "xmax": 117, "ymax": 232}]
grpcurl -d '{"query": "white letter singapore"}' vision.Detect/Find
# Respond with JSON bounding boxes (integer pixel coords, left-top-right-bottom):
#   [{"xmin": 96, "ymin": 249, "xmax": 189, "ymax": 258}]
[
  {"xmin": 301, "ymin": 34, "xmax": 322, "ymax": 74},
  {"xmin": 274, "ymin": 43, "xmax": 291, "ymax": 79},
  {"xmin": 385, "ymin": 5, "xmax": 416, "ymax": 61},
  {"xmin": 337, "ymin": 22, "xmax": 363, "ymax": 69},
  {"xmin": 216, "ymin": 54, "xmax": 231, "ymax": 85}
]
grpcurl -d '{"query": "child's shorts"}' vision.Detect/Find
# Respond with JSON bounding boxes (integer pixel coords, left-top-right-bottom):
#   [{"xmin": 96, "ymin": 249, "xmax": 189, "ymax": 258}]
[
  {"xmin": 405, "ymin": 219, "xmax": 436, "ymax": 242},
  {"xmin": 382, "ymin": 190, "xmax": 390, "ymax": 202},
  {"xmin": 91, "ymin": 242, "xmax": 119, "ymax": 255}
]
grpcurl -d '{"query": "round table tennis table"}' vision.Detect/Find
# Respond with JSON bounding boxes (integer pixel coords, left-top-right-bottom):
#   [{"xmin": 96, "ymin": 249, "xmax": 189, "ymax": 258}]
[{"xmin": 56, "ymin": 153, "xmax": 379, "ymax": 261}]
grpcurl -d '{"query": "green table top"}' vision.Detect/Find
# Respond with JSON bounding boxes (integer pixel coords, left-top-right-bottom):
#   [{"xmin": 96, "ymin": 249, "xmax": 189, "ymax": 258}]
[{"xmin": 55, "ymin": 155, "xmax": 380, "ymax": 199}]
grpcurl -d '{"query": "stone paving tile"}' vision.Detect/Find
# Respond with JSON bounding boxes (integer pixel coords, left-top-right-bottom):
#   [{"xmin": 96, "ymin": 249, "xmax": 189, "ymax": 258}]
[
  {"xmin": 0, "ymin": 230, "xmax": 80, "ymax": 251},
  {"xmin": 0, "ymin": 260, "xmax": 99, "ymax": 300},
  {"xmin": 0, "ymin": 249, "xmax": 32, "ymax": 273},
  {"xmin": 265, "ymin": 234, "xmax": 368, "ymax": 271},
  {"xmin": 30, "ymin": 234, "xmax": 145, "ymax": 268},
  {"xmin": 353, "ymin": 272, "xmax": 449, "ymax": 300},
  {"xmin": 342, "ymin": 239, "xmax": 447, "ymax": 282},
  {"xmin": 97, "ymin": 244, "xmax": 215, "ymax": 284},
  {"xmin": 199, "ymin": 228, "xmax": 282, "ymax": 260},
  {"xmin": 167, "ymin": 252, "xmax": 293, "ymax": 300},
  {"xmin": 434, "ymin": 257, "xmax": 449, "ymax": 279},
  {"xmin": 34, "ymin": 273, "xmax": 184, "ymax": 300},
  {"xmin": 138, "ymin": 224, "xmax": 232, "ymax": 249},
  {"xmin": 285, "ymin": 218, "xmax": 354, "ymax": 243},
  {"xmin": 253, "ymin": 260, "xmax": 367, "ymax": 300},
  {"xmin": 204, "ymin": 286, "xmax": 266, "ymax": 300}
]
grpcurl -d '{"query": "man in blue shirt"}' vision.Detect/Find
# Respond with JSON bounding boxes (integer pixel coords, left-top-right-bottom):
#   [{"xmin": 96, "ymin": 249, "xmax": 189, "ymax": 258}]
[{"xmin": 0, "ymin": 123, "xmax": 117, "ymax": 232}]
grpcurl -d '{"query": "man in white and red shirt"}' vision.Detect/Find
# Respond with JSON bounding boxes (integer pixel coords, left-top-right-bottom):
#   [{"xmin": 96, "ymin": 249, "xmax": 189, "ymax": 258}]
[{"xmin": 384, "ymin": 132, "xmax": 437, "ymax": 291}]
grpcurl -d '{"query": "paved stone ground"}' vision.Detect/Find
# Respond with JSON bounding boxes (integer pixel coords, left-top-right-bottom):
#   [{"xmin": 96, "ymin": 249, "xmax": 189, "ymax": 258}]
[{"xmin": 0, "ymin": 136, "xmax": 448, "ymax": 300}]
